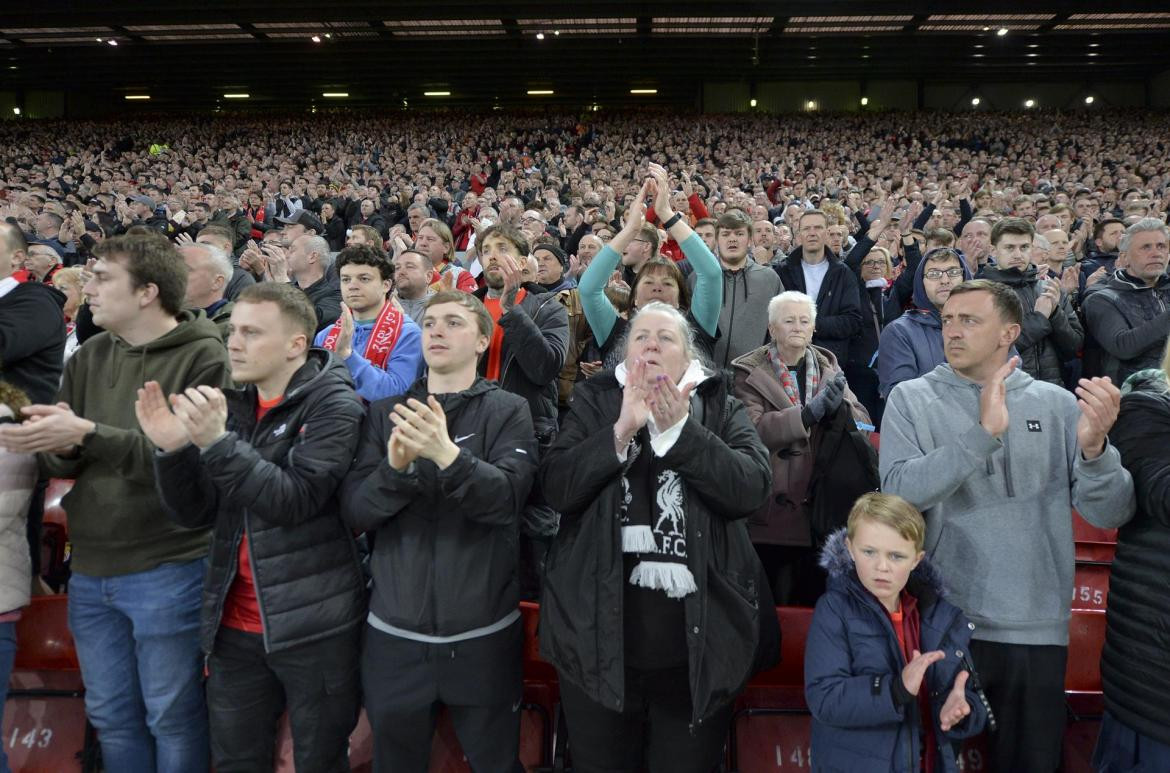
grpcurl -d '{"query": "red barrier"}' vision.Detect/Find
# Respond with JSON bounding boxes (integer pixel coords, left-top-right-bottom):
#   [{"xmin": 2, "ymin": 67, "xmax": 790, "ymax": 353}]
[
  {"xmin": 1073, "ymin": 510, "xmax": 1117, "ymax": 564},
  {"xmin": 1072, "ymin": 563, "xmax": 1110, "ymax": 612}
]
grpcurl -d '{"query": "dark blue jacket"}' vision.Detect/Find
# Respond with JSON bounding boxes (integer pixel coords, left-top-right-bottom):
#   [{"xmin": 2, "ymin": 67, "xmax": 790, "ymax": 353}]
[
  {"xmin": 876, "ymin": 254, "xmax": 973, "ymax": 398},
  {"xmin": 805, "ymin": 530, "xmax": 990, "ymax": 773}
]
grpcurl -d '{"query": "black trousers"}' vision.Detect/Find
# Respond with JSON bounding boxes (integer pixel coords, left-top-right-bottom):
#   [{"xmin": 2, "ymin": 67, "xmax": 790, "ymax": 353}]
[
  {"xmin": 968, "ymin": 640, "xmax": 1068, "ymax": 773},
  {"xmin": 361, "ymin": 619, "xmax": 524, "ymax": 773},
  {"xmin": 206, "ymin": 625, "xmax": 361, "ymax": 773},
  {"xmin": 754, "ymin": 543, "xmax": 825, "ymax": 607},
  {"xmin": 559, "ymin": 665, "xmax": 731, "ymax": 773}
]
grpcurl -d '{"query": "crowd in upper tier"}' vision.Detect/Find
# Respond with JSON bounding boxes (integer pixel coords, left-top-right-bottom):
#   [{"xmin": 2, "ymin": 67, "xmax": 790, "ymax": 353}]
[{"xmin": 0, "ymin": 107, "xmax": 1168, "ymax": 772}]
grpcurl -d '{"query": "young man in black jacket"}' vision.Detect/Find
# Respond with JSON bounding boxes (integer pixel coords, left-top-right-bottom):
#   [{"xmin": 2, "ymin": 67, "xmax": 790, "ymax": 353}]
[
  {"xmin": 342, "ymin": 290, "xmax": 537, "ymax": 773},
  {"xmin": 0, "ymin": 223, "xmax": 65, "ymax": 404},
  {"xmin": 137, "ymin": 282, "xmax": 366, "ymax": 772}
]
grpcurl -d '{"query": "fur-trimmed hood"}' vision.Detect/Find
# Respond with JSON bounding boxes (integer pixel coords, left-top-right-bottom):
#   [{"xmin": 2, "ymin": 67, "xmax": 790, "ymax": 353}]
[{"xmin": 818, "ymin": 527, "xmax": 948, "ymax": 599}]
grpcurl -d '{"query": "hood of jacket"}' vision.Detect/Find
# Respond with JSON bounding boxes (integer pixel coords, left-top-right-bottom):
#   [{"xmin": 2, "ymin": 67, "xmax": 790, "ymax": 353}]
[
  {"xmin": 819, "ymin": 526, "xmax": 948, "ymax": 600},
  {"xmin": 719, "ymin": 258, "xmax": 775, "ymax": 302},
  {"xmin": 910, "ymin": 250, "xmax": 974, "ymax": 320},
  {"xmin": 979, "ymin": 264, "xmax": 1038, "ymax": 288},
  {"xmin": 102, "ymin": 310, "xmax": 224, "ymax": 388},
  {"xmin": 1100, "ymin": 268, "xmax": 1170, "ymax": 294}
]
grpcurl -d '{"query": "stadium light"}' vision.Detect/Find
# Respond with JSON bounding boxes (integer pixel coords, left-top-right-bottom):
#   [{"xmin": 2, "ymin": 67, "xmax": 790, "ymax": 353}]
[
  {"xmin": 1024, "ymin": 99, "xmax": 1035, "ymax": 108},
  {"xmin": 322, "ymin": 92, "xmax": 349, "ymax": 98},
  {"xmin": 527, "ymin": 90, "xmax": 553, "ymax": 95},
  {"xmin": 107, "ymin": 39, "xmax": 118, "ymax": 46},
  {"xmin": 805, "ymin": 100, "xmax": 817, "ymax": 111},
  {"xmin": 536, "ymin": 32, "xmax": 545, "ymax": 40},
  {"xmin": 630, "ymin": 89, "xmax": 658, "ymax": 95},
  {"xmin": 1084, "ymin": 96, "xmax": 1095, "ymax": 105},
  {"xmin": 223, "ymin": 93, "xmax": 250, "ymax": 99},
  {"xmin": 424, "ymin": 91, "xmax": 451, "ymax": 97},
  {"xmin": 124, "ymin": 95, "xmax": 150, "ymax": 100},
  {"xmin": 860, "ymin": 97, "xmax": 869, "ymax": 106},
  {"xmin": 750, "ymin": 98, "xmax": 758, "ymax": 107},
  {"xmin": 12, "ymin": 108, "xmax": 19, "ymax": 115},
  {"xmin": 971, "ymin": 97, "xmax": 981, "ymax": 106},
  {"xmin": 997, "ymin": 28, "xmax": 1008, "ymax": 36},
  {"xmin": 311, "ymin": 35, "xmax": 321, "ymax": 43}
]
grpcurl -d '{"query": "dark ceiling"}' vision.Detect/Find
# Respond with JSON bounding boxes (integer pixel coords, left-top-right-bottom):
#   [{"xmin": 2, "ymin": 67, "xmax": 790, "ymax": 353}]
[{"xmin": 2, "ymin": 1, "xmax": 1169, "ymax": 109}]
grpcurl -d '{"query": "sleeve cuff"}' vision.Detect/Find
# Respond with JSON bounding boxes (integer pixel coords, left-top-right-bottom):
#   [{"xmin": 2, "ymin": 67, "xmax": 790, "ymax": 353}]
[
  {"xmin": 960, "ymin": 422, "xmax": 1001, "ymax": 459},
  {"xmin": 889, "ymin": 674, "xmax": 914, "ymax": 709},
  {"xmin": 650, "ymin": 414, "xmax": 689, "ymax": 456}
]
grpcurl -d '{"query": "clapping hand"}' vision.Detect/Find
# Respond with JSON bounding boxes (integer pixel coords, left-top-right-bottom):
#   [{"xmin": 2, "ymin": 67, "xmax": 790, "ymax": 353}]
[
  {"xmin": 134, "ymin": 381, "xmax": 190, "ymax": 452},
  {"xmin": 979, "ymin": 356, "xmax": 1018, "ymax": 438},
  {"xmin": 389, "ymin": 396, "xmax": 459, "ymax": 469},
  {"xmin": 1074, "ymin": 377, "xmax": 1120, "ymax": 460},
  {"xmin": 939, "ymin": 671, "xmax": 972, "ymax": 732}
]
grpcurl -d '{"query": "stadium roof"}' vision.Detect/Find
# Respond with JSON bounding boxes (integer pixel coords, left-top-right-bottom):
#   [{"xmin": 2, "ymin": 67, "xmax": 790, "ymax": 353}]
[{"xmin": 2, "ymin": 1, "xmax": 1168, "ymax": 109}]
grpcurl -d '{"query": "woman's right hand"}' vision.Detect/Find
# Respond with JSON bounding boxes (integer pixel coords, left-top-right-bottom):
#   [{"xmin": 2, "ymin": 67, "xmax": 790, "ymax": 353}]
[{"xmin": 615, "ymin": 357, "xmax": 651, "ymax": 449}]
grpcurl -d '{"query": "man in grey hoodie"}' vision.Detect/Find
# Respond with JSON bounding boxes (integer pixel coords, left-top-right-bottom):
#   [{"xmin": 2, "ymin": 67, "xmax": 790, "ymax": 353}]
[
  {"xmin": 880, "ymin": 279, "xmax": 1135, "ymax": 773},
  {"xmin": 691, "ymin": 209, "xmax": 783, "ymax": 370}
]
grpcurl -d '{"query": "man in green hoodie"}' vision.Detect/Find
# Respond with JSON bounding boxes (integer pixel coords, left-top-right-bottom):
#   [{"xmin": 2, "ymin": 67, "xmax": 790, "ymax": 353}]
[{"xmin": 0, "ymin": 232, "xmax": 231, "ymax": 773}]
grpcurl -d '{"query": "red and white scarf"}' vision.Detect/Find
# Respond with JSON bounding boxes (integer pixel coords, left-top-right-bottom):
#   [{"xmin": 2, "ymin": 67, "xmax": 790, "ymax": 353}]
[{"xmin": 323, "ymin": 301, "xmax": 404, "ymax": 369}]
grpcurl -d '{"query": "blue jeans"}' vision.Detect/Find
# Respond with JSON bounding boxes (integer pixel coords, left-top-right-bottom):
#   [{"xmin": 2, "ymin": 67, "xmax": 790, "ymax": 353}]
[
  {"xmin": 0, "ymin": 621, "xmax": 17, "ymax": 773},
  {"xmin": 68, "ymin": 559, "xmax": 209, "ymax": 773}
]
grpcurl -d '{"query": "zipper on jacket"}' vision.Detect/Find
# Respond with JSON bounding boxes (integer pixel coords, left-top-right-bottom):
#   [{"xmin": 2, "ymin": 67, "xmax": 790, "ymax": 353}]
[
  {"xmin": 723, "ymin": 272, "xmax": 738, "ymax": 368},
  {"xmin": 244, "ymin": 515, "xmax": 271, "ymax": 652},
  {"xmin": 1002, "ymin": 431, "xmax": 1015, "ymax": 498}
]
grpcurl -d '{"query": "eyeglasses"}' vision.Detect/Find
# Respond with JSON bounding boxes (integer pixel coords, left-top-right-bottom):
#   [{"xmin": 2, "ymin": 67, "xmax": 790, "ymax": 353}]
[
  {"xmin": 924, "ymin": 268, "xmax": 966, "ymax": 280},
  {"xmin": 861, "ymin": 259, "xmax": 888, "ymax": 269}
]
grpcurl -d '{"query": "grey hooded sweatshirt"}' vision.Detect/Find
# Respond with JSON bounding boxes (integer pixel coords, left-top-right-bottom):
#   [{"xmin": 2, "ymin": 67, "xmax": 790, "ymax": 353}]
[
  {"xmin": 879, "ymin": 364, "xmax": 1135, "ymax": 647},
  {"xmin": 692, "ymin": 259, "xmax": 783, "ymax": 369}
]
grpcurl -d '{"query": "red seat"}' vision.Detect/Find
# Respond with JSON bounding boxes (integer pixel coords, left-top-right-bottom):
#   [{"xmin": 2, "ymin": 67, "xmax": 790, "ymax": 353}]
[
  {"xmin": 867, "ymin": 431, "xmax": 880, "ymax": 451},
  {"xmin": 728, "ymin": 607, "xmax": 814, "ymax": 771},
  {"xmin": 1071, "ymin": 563, "xmax": 1110, "ymax": 611},
  {"xmin": 1073, "ymin": 510, "xmax": 1117, "ymax": 564},
  {"xmin": 1065, "ymin": 609, "xmax": 1106, "ymax": 718},
  {"xmin": 14, "ymin": 595, "xmax": 78, "ymax": 672},
  {"xmin": 43, "ymin": 479, "xmax": 74, "ymax": 530}
]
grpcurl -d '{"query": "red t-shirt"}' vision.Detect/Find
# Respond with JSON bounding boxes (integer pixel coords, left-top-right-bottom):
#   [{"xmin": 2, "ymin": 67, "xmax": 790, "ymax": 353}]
[
  {"xmin": 219, "ymin": 394, "xmax": 283, "ymax": 634},
  {"xmin": 482, "ymin": 289, "xmax": 526, "ymax": 381}
]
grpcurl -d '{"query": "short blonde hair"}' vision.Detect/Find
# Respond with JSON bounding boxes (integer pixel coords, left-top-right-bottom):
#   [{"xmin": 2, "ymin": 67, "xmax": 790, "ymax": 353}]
[
  {"xmin": 847, "ymin": 493, "xmax": 926, "ymax": 553},
  {"xmin": 50, "ymin": 266, "xmax": 83, "ymax": 292}
]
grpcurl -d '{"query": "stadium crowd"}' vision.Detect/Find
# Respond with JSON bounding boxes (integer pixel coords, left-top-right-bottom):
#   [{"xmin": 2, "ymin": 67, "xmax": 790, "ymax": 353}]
[{"xmin": 0, "ymin": 107, "xmax": 1167, "ymax": 772}]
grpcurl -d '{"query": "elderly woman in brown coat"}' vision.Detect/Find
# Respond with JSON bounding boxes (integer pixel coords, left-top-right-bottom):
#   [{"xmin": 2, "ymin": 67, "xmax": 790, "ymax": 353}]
[{"xmin": 731, "ymin": 290, "xmax": 870, "ymax": 606}]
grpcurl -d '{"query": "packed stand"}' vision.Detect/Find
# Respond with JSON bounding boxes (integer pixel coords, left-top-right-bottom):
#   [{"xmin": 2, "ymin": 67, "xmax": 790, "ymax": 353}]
[{"xmin": 0, "ymin": 107, "xmax": 1167, "ymax": 771}]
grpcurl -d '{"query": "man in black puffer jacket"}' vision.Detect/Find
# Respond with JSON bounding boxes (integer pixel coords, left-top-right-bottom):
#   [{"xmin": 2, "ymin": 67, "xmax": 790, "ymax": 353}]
[
  {"xmin": 143, "ymin": 282, "xmax": 366, "ymax": 773},
  {"xmin": 342, "ymin": 291, "xmax": 537, "ymax": 772},
  {"xmin": 1094, "ymin": 368, "xmax": 1170, "ymax": 769},
  {"xmin": 979, "ymin": 218, "xmax": 1082, "ymax": 386}
]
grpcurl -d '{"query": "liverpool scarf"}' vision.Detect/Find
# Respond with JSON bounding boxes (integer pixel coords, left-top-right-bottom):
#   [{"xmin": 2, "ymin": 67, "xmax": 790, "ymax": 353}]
[
  {"xmin": 323, "ymin": 300, "xmax": 404, "ymax": 369},
  {"xmin": 614, "ymin": 358, "xmax": 708, "ymax": 599}
]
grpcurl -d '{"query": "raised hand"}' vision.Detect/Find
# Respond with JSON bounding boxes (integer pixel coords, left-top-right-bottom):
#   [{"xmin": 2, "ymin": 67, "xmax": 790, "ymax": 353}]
[
  {"xmin": 901, "ymin": 649, "xmax": 946, "ymax": 697},
  {"xmin": 389, "ymin": 396, "xmax": 459, "ymax": 469},
  {"xmin": 1033, "ymin": 276, "xmax": 1061, "ymax": 318},
  {"xmin": 648, "ymin": 374, "xmax": 696, "ymax": 429},
  {"xmin": 647, "ymin": 162, "xmax": 673, "ymax": 221},
  {"xmin": 1075, "ymin": 376, "xmax": 1120, "ymax": 460},
  {"xmin": 979, "ymin": 356, "xmax": 1018, "ymax": 438},
  {"xmin": 334, "ymin": 303, "xmax": 356, "ymax": 358},
  {"xmin": 615, "ymin": 357, "xmax": 651, "ymax": 450},
  {"xmin": 134, "ymin": 381, "xmax": 191, "ymax": 452},
  {"xmin": 169, "ymin": 386, "xmax": 229, "ymax": 449},
  {"xmin": 939, "ymin": 671, "xmax": 972, "ymax": 732}
]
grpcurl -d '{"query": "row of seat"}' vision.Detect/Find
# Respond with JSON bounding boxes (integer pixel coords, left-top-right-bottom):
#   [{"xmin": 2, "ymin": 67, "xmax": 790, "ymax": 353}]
[{"xmin": 7, "ymin": 481, "xmax": 1118, "ymax": 771}]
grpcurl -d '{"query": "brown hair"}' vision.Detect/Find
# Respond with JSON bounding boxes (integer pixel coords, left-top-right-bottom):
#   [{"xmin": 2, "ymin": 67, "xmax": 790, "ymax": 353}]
[
  {"xmin": 349, "ymin": 224, "xmax": 383, "ymax": 248},
  {"xmin": 93, "ymin": 232, "xmax": 188, "ymax": 316},
  {"xmin": 716, "ymin": 208, "xmax": 754, "ymax": 237},
  {"xmin": 990, "ymin": 217, "xmax": 1035, "ymax": 246},
  {"xmin": 626, "ymin": 257, "xmax": 691, "ymax": 314},
  {"xmin": 480, "ymin": 223, "xmax": 530, "ymax": 258},
  {"xmin": 424, "ymin": 290, "xmax": 494, "ymax": 339},
  {"xmin": 235, "ymin": 281, "xmax": 318, "ymax": 342},
  {"xmin": 418, "ymin": 218, "xmax": 456, "ymax": 264},
  {"xmin": 946, "ymin": 278, "xmax": 1024, "ymax": 327},
  {"xmin": 336, "ymin": 245, "xmax": 394, "ymax": 281}
]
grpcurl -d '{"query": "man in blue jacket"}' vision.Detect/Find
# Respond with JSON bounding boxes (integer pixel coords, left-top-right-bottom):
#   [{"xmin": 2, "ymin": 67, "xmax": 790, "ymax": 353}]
[
  {"xmin": 877, "ymin": 247, "xmax": 972, "ymax": 398},
  {"xmin": 314, "ymin": 245, "xmax": 422, "ymax": 402}
]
